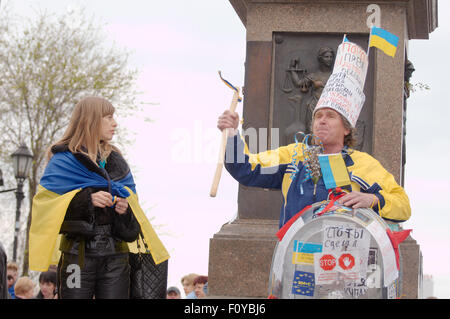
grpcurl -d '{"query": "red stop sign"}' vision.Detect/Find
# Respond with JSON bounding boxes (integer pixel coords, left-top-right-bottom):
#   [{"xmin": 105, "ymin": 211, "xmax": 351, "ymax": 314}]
[
  {"xmin": 338, "ymin": 253, "xmax": 355, "ymax": 270},
  {"xmin": 319, "ymin": 254, "xmax": 336, "ymax": 271}
]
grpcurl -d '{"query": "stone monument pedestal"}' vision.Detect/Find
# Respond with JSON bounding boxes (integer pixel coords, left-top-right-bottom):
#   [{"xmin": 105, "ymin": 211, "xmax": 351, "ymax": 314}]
[
  {"xmin": 208, "ymin": 219, "xmax": 278, "ymax": 298},
  {"xmin": 399, "ymin": 236, "xmax": 423, "ymax": 298}
]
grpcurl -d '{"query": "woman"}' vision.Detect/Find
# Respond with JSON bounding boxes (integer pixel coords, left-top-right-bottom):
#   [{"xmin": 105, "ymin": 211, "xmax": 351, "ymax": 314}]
[
  {"xmin": 35, "ymin": 270, "xmax": 57, "ymax": 299},
  {"xmin": 193, "ymin": 276, "xmax": 208, "ymax": 299},
  {"xmin": 29, "ymin": 96, "xmax": 169, "ymax": 299},
  {"xmin": 303, "ymin": 47, "xmax": 335, "ymax": 132}
]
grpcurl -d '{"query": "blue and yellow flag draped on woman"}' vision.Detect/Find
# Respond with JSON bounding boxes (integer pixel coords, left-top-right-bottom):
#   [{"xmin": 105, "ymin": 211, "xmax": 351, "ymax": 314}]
[{"xmin": 29, "ymin": 151, "xmax": 169, "ymax": 272}]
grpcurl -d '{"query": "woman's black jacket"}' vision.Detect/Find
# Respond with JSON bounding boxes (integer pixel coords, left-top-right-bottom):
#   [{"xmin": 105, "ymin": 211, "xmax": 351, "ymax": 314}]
[{"xmin": 52, "ymin": 144, "xmax": 141, "ymax": 257}]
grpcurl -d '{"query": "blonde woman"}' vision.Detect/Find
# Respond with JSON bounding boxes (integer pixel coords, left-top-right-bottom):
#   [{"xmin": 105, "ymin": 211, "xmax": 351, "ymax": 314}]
[{"xmin": 29, "ymin": 97, "xmax": 169, "ymax": 299}]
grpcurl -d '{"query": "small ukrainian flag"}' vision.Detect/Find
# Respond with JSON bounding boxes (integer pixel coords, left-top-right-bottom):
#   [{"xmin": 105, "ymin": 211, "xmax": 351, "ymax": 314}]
[
  {"xmin": 369, "ymin": 26, "xmax": 399, "ymax": 58},
  {"xmin": 318, "ymin": 153, "xmax": 351, "ymax": 190}
]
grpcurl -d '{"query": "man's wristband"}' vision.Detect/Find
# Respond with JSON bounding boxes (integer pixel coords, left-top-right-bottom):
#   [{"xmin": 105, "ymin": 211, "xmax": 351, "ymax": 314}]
[{"xmin": 370, "ymin": 194, "xmax": 378, "ymax": 208}]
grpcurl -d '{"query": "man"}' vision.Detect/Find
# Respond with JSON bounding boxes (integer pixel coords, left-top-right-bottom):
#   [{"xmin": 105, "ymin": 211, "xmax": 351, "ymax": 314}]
[
  {"xmin": 7, "ymin": 262, "xmax": 19, "ymax": 299},
  {"xmin": 166, "ymin": 286, "xmax": 181, "ymax": 299},
  {"xmin": 217, "ymin": 107, "xmax": 411, "ymax": 228}
]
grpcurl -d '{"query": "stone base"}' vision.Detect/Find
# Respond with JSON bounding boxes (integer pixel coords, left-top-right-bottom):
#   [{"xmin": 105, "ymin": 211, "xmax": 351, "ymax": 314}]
[
  {"xmin": 208, "ymin": 218, "xmax": 278, "ymax": 298},
  {"xmin": 399, "ymin": 236, "xmax": 423, "ymax": 299}
]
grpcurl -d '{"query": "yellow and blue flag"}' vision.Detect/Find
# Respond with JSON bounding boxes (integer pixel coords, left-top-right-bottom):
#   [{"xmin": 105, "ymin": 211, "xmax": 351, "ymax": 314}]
[
  {"xmin": 369, "ymin": 26, "xmax": 399, "ymax": 58},
  {"xmin": 318, "ymin": 153, "xmax": 351, "ymax": 190},
  {"xmin": 29, "ymin": 151, "xmax": 169, "ymax": 271},
  {"xmin": 218, "ymin": 71, "xmax": 242, "ymax": 102}
]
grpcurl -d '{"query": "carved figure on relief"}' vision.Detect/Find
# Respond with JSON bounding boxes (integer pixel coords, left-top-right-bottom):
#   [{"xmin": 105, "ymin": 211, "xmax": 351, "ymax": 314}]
[{"xmin": 282, "ymin": 47, "xmax": 335, "ymax": 144}]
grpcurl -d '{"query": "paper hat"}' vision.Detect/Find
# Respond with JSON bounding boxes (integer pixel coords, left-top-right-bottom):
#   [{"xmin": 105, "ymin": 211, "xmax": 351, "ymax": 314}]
[{"xmin": 314, "ymin": 41, "xmax": 369, "ymax": 127}]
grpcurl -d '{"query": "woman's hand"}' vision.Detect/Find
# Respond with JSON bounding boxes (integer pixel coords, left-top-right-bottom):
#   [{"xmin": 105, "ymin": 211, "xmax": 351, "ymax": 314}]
[
  {"xmin": 114, "ymin": 197, "xmax": 129, "ymax": 215},
  {"xmin": 337, "ymin": 191, "xmax": 378, "ymax": 209},
  {"xmin": 91, "ymin": 191, "xmax": 128, "ymax": 214},
  {"xmin": 91, "ymin": 191, "xmax": 113, "ymax": 208}
]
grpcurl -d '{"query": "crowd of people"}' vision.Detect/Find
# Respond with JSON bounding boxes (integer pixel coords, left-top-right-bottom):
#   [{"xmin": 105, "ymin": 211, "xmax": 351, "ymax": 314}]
[
  {"xmin": 4, "ymin": 260, "xmax": 206, "ymax": 299},
  {"xmin": 6, "ymin": 262, "xmax": 57, "ymax": 299},
  {"xmin": 165, "ymin": 273, "xmax": 208, "ymax": 299}
]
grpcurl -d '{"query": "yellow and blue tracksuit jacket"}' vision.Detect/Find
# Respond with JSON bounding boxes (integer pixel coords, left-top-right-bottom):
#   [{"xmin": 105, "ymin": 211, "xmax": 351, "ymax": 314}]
[{"xmin": 225, "ymin": 134, "xmax": 411, "ymax": 228}]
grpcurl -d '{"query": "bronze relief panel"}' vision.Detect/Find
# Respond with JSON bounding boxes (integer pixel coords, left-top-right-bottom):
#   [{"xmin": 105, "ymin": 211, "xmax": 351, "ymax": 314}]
[{"xmin": 272, "ymin": 32, "xmax": 374, "ymax": 154}]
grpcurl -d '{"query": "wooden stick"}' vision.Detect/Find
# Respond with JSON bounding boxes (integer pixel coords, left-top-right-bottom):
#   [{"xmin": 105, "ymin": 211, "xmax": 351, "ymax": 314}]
[{"xmin": 210, "ymin": 87, "xmax": 240, "ymax": 197}]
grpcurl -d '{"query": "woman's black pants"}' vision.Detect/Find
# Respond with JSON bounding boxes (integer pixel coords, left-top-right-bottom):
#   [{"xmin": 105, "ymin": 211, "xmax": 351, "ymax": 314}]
[{"xmin": 57, "ymin": 252, "xmax": 130, "ymax": 299}]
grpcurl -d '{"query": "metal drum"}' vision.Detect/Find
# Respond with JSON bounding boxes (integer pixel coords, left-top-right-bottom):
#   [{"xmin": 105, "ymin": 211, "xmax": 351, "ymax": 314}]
[{"xmin": 268, "ymin": 201, "xmax": 402, "ymax": 299}]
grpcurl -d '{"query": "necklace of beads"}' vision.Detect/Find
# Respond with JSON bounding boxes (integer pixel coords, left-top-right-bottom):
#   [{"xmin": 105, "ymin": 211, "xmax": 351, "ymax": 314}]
[{"xmin": 290, "ymin": 132, "xmax": 324, "ymax": 195}]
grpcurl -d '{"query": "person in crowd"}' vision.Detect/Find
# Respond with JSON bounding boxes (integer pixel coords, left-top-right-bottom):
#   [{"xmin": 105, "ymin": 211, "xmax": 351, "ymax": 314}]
[
  {"xmin": 7, "ymin": 262, "xmax": 19, "ymax": 299},
  {"xmin": 193, "ymin": 275, "xmax": 208, "ymax": 299},
  {"xmin": 14, "ymin": 276, "xmax": 36, "ymax": 299},
  {"xmin": 166, "ymin": 286, "xmax": 181, "ymax": 299},
  {"xmin": 36, "ymin": 270, "xmax": 57, "ymax": 299},
  {"xmin": 181, "ymin": 273, "xmax": 199, "ymax": 299},
  {"xmin": 0, "ymin": 243, "xmax": 8, "ymax": 299}
]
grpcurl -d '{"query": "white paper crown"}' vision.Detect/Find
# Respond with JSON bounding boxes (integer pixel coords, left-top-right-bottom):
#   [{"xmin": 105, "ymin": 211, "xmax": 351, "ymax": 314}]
[{"xmin": 314, "ymin": 41, "xmax": 369, "ymax": 128}]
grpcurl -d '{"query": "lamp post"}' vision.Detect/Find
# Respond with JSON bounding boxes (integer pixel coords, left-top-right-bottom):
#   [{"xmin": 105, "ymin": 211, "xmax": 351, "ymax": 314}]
[{"xmin": 10, "ymin": 144, "xmax": 33, "ymax": 261}]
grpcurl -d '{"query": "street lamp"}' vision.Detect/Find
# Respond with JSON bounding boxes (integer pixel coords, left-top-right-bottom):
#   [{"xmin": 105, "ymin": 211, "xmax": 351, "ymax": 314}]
[{"xmin": 10, "ymin": 144, "xmax": 33, "ymax": 261}]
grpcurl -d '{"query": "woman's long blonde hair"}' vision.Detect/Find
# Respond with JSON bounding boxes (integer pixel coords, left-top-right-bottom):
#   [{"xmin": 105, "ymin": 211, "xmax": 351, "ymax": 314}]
[{"xmin": 47, "ymin": 96, "xmax": 119, "ymax": 164}]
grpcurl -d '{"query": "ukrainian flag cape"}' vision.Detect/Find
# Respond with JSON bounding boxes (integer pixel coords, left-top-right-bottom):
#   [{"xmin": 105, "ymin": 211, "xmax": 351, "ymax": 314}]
[{"xmin": 29, "ymin": 151, "xmax": 169, "ymax": 272}]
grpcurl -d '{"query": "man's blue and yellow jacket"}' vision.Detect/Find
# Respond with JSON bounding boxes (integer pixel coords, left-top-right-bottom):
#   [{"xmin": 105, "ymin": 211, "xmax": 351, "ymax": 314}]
[
  {"xmin": 29, "ymin": 151, "xmax": 169, "ymax": 272},
  {"xmin": 225, "ymin": 134, "xmax": 411, "ymax": 228}
]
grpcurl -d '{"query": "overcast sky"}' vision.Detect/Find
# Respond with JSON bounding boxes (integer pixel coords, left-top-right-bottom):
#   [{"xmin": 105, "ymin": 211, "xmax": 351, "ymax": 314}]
[{"xmin": 1, "ymin": 0, "xmax": 449, "ymax": 298}]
